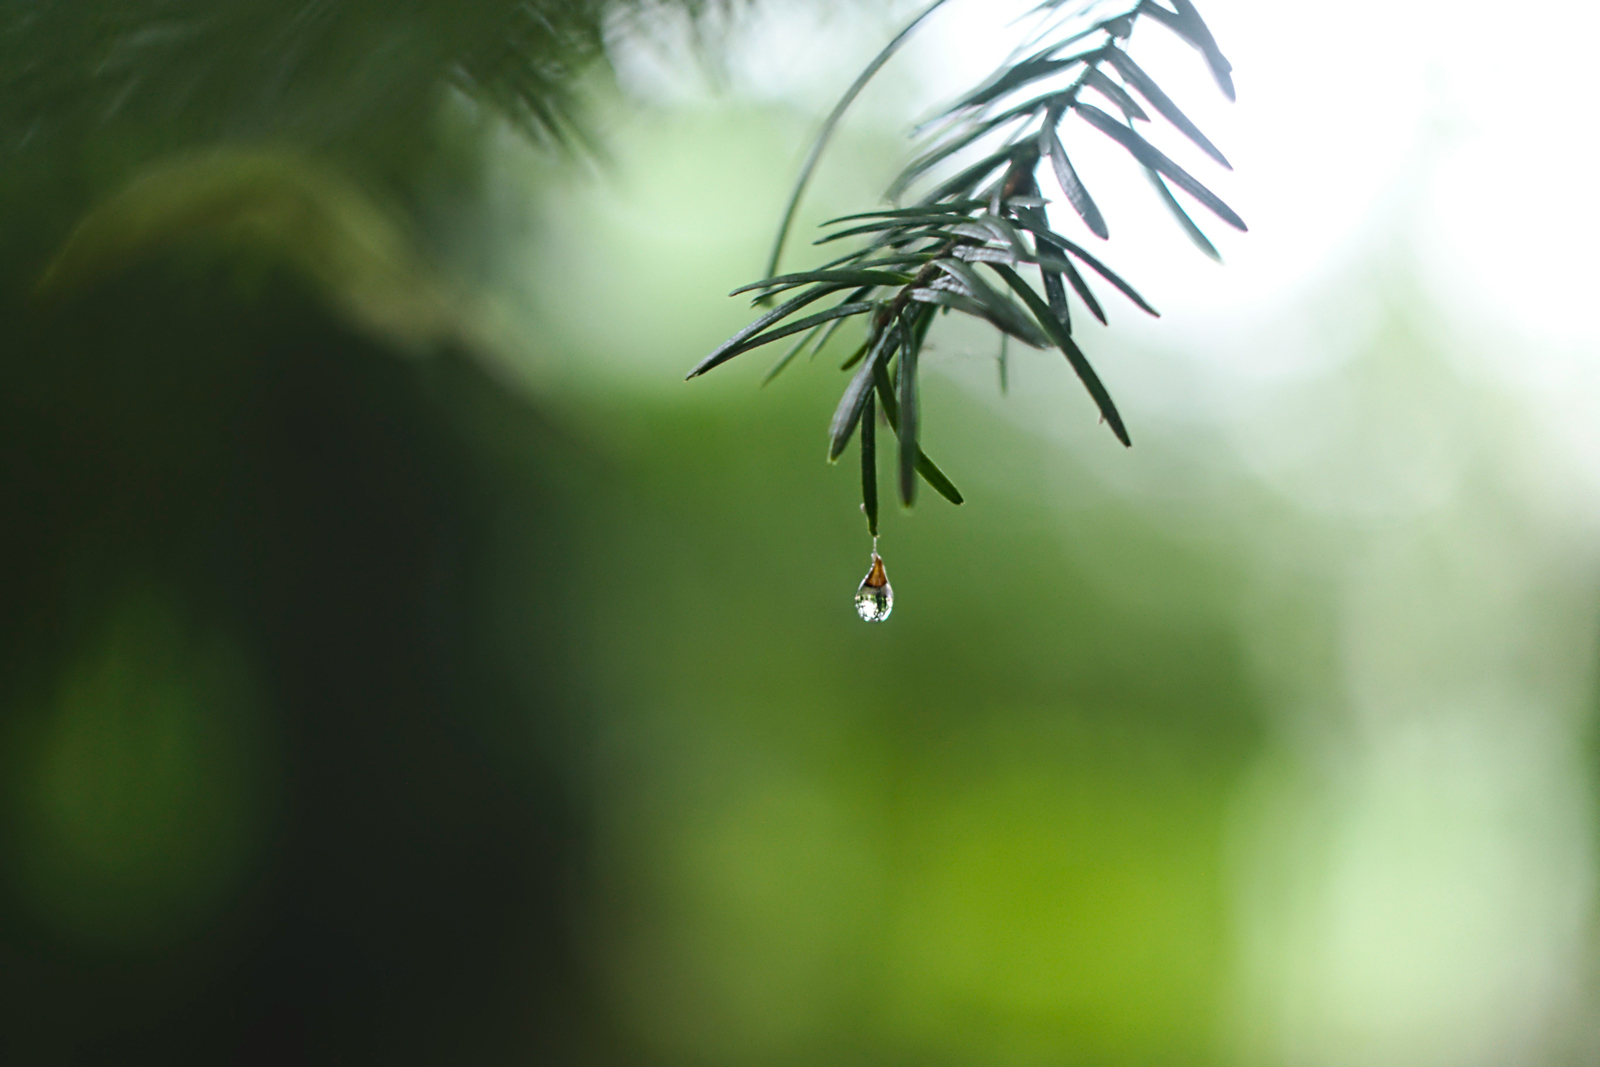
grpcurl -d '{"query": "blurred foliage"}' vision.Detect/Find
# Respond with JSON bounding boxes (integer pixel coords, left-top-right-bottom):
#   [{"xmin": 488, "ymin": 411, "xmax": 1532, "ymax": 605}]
[
  {"xmin": 569, "ymin": 371, "xmax": 1263, "ymax": 1066},
  {"xmin": 7, "ymin": 586, "xmax": 274, "ymax": 948},
  {"xmin": 8, "ymin": 1, "xmax": 1564, "ymax": 1066},
  {"xmin": 0, "ymin": 0, "xmax": 607, "ymax": 161},
  {"xmin": 0, "ymin": 245, "xmax": 596, "ymax": 1059},
  {"xmin": 0, "ymin": 1, "xmax": 688, "ymax": 1059},
  {"xmin": 37, "ymin": 147, "xmax": 467, "ymax": 351}
]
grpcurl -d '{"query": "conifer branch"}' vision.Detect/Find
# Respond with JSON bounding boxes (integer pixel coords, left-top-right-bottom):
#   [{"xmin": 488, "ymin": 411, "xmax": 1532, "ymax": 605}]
[{"xmin": 692, "ymin": 0, "xmax": 1244, "ymax": 528}]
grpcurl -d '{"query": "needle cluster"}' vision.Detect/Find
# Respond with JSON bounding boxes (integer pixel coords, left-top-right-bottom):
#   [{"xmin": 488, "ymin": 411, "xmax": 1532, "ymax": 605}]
[{"xmin": 688, "ymin": 0, "xmax": 1243, "ymax": 535}]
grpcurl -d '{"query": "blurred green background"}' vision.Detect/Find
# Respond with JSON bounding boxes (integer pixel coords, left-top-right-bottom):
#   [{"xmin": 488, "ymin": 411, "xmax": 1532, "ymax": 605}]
[{"xmin": 3, "ymin": 1, "xmax": 1599, "ymax": 1064}]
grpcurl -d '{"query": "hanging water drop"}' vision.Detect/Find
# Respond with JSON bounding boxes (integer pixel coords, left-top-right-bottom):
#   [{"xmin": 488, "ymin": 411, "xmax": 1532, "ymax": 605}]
[{"xmin": 855, "ymin": 551, "xmax": 893, "ymax": 622}]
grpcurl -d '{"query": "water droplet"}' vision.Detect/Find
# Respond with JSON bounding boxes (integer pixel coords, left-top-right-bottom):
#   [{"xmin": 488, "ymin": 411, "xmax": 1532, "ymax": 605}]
[{"xmin": 855, "ymin": 552, "xmax": 893, "ymax": 622}]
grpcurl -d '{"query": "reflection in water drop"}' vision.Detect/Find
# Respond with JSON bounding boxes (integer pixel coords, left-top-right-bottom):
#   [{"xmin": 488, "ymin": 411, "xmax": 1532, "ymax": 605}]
[{"xmin": 855, "ymin": 552, "xmax": 893, "ymax": 622}]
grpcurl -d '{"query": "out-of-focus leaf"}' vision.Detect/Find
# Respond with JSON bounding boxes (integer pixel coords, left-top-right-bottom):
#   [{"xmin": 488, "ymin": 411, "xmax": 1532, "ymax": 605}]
[
  {"xmin": 1141, "ymin": 0, "xmax": 1235, "ymax": 99},
  {"xmin": 895, "ymin": 110, "xmax": 1038, "ymax": 194},
  {"xmin": 939, "ymin": 54, "xmax": 1088, "ymax": 116},
  {"xmin": 1041, "ymin": 122, "xmax": 1109, "ymax": 239},
  {"xmin": 1028, "ymin": 0, "xmax": 1142, "ymax": 51},
  {"xmin": 1084, "ymin": 68, "xmax": 1148, "ymax": 122},
  {"xmin": 1059, "ymin": 253, "xmax": 1107, "ymax": 324},
  {"xmin": 1105, "ymin": 50, "xmax": 1230, "ymax": 167},
  {"xmin": 1074, "ymin": 103, "xmax": 1245, "ymax": 230},
  {"xmin": 972, "ymin": 89, "xmax": 1070, "ymax": 134},
  {"xmin": 1145, "ymin": 166, "xmax": 1220, "ymax": 260},
  {"xmin": 988, "ymin": 263, "xmax": 1130, "ymax": 446}
]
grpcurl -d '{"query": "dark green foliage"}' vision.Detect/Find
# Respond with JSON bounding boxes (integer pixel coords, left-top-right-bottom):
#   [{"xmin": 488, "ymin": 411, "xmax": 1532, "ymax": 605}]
[
  {"xmin": 0, "ymin": 0, "xmax": 604, "ymax": 157},
  {"xmin": 0, "ymin": 253, "xmax": 600, "ymax": 1065},
  {"xmin": 693, "ymin": 0, "xmax": 1243, "ymax": 527},
  {"xmin": 0, "ymin": 0, "xmax": 729, "ymax": 294},
  {"xmin": 0, "ymin": 2, "xmax": 718, "ymax": 1060}
]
